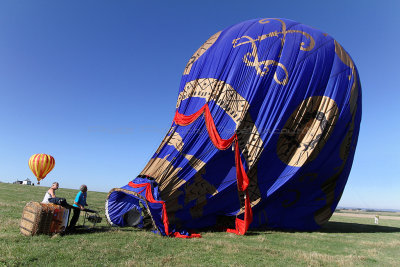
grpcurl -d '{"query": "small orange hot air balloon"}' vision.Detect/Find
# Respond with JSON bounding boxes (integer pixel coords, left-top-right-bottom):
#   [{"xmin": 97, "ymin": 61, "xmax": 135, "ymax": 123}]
[{"xmin": 28, "ymin": 154, "xmax": 55, "ymax": 184}]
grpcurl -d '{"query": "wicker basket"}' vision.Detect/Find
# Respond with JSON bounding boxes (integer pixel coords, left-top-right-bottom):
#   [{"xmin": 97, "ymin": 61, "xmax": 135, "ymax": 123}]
[
  {"xmin": 20, "ymin": 202, "xmax": 70, "ymax": 236},
  {"xmin": 47, "ymin": 203, "xmax": 69, "ymax": 233}
]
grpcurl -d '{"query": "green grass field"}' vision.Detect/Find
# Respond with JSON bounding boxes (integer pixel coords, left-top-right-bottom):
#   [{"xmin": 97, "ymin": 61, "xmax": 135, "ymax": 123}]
[{"xmin": 1, "ymin": 182, "xmax": 399, "ymax": 266}]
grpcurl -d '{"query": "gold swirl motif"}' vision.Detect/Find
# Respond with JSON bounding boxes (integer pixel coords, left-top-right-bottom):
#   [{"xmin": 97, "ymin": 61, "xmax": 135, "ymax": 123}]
[
  {"xmin": 241, "ymin": 38, "xmax": 289, "ymax": 84},
  {"xmin": 259, "ymin": 19, "xmax": 315, "ymax": 51},
  {"xmin": 232, "ymin": 18, "xmax": 315, "ymax": 84},
  {"xmin": 233, "ymin": 35, "xmax": 289, "ymax": 85}
]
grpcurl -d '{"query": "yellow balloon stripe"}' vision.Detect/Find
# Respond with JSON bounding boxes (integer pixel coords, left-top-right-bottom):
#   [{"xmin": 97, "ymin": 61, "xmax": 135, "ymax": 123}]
[
  {"xmin": 41, "ymin": 156, "xmax": 48, "ymax": 178},
  {"xmin": 44, "ymin": 155, "xmax": 55, "ymax": 178},
  {"xmin": 42, "ymin": 156, "xmax": 49, "ymax": 178},
  {"xmin": 33, "ymin": 154, "xmax": 41, "ymax": 178},
  {"xmin": 41, "ymin": 155, "xmax": 51, "ymax": 178},
  {"xmin": 43, "ymin": 156, "xmax": 55, "ymax": 178},
  {"xmin": 28, "ymin": 154, "xmax": 55, "ymax": 182},
  {"xmin": 28, "ymin": 155, "xmax": 35, "ymax": 176}
]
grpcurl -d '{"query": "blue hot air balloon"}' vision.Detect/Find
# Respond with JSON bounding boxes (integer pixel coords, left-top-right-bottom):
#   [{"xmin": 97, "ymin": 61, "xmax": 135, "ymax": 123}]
[{"xmin": 105, "ymin": 18, "xmax": 361, "ymax": 237}]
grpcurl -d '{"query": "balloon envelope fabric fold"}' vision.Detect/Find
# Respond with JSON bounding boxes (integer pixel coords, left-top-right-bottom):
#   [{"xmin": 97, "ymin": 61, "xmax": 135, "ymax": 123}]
[{"xmin": 105, "ymin": 18, "xmax": 361, "ymax": 236}]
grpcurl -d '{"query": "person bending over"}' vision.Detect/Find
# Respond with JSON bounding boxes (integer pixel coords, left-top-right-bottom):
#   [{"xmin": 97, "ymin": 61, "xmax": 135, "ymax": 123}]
[{"xmin": 68, "ymin": 184, "xmax": 88, "ymax": 229}]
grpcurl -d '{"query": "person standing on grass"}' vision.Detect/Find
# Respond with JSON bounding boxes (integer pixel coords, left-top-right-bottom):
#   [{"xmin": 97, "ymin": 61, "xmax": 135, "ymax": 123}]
[
  {"xmin": 374, "ymin": 215, "xmax": 379, "ymax": 224},
  {"xmin": 68, "ymin": 184, "xmax": 88, "ymax": 230}
]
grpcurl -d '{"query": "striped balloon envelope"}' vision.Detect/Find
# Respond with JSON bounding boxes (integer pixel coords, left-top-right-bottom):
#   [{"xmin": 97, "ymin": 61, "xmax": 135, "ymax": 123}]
[
  {"xmin": 28, "ymin": 154, "xmax": 55, "ymax": 183},
  {"xmin": 105, "ymin": 18, "xmax": 361, "ymax": 237}
]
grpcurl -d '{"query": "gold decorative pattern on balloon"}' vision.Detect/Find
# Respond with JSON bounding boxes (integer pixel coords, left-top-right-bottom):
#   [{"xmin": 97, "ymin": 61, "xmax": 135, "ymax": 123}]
[
  {"xmin": 233, "ymin": 35, "xmax": 288, "ymax": 85},
  {"xmin": 160, "ymin": 182, "xmax": 185, "ymax": 224},
  {"xmin": 232, "ymin": 18, "xmax": 315, "ymax": 84},
  {"xmin": 314, "ymin": 163, "xmax": 346, "ymax": 226},
  {"xmin": 155, "ymin": 128, "xmax": 183, "ymax": 154},
  {"xmin": 313, "ymin": 40, "xmax": 360, "ymax": 226},
  {"xmin": 177, "ymin": 78, "xmax": 265, "ymax": 212},
  {"xmin": 176, "ymin": 78, "xmax": 249, "ymax": 125},
  {"xmin": 334, "ymin": 40, "xmax": 359, "ymax": 115},
  {"xmin": 277, "ymin": 96, "xmax": 339, "ymax": 167},
  {"xmin": 140, "ymin": 154, "xmax": 181, "ymax": 185},
  {"xmin": 258, "ymin": 19, "xmax": 315, "ymax": 52},
  {"xmin": 184, "ymin": 168, "xmax": 218, "ymax": 218},
  {"xmin": 155, "ymin": 128, "xmax": 206, "ymax": 171},
  {"xmin": 177, "ymin": 78, "xmax": 264, "ymax": 167},
  {"xmin": 183, "ymin": 31, "xmax": 222, "ymax": 75},
  {"xmin": 314, "ymin": 96, "xmax": 359, "ymax": 226},
  {"xmin": 146, "ymin": 77, "xmax": 270, "ymax": 219}
]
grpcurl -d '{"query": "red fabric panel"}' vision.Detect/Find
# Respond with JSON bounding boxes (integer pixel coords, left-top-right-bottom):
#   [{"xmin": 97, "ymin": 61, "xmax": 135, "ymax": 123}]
[
  {"xmin": 173, "ymin": 104, "xmax": 254, "ymax": 235},
  {"xmin": 226, "ymin": 191, "xmax": 253, "ymax": 235},
  {"xmin": 203, "ymin": 105, "xmax": 236, "ymax": 149},
  {"xmin": 174, "ymin": 104, "xmax": 235, "ymax": 149},
  {"xmin": 128, "ymin": 181, "xmax": 149, "ymax": 189},
  {"xmin": 234, "ymin": 136, "xmax": 249, "ymax": 192},
  {"xmin": 38, "ymin": 154, "xmax": 45, "ymax": 178},
  {"xmin": 172, "ymin": 232, "xmax": 202, "ymax": 238},
  {"xmin": 173, "ymin": 105, "xmax": 205, "ymax": 126}
]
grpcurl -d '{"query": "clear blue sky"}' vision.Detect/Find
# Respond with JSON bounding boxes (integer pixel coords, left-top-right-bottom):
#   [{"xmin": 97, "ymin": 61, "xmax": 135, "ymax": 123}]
[{"xmin": 1, "ymin": 1, "xmax": 399, "ymax": 210}]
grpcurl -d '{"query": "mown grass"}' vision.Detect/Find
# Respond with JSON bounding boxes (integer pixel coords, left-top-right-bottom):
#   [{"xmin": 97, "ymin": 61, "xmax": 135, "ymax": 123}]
[{"xmin": 0, "ymin": 182, "xmax": 399, "ymax": 266}]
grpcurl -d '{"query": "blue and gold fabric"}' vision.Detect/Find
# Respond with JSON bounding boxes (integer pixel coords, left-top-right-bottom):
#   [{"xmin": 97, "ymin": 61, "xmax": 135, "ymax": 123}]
[{"xmin": 106, "ymin": 18, "xmax": 361, "ymax": 234}]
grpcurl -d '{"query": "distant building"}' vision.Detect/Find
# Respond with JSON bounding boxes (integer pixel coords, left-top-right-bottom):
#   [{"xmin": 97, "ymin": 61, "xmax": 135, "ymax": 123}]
[
  {"xmin": 22, "ymin": 178, "xmax": 32, "ymax": 185},
  {"xmin": 13, "ymin": 179, "xmax": 33, "ymax": 185}
]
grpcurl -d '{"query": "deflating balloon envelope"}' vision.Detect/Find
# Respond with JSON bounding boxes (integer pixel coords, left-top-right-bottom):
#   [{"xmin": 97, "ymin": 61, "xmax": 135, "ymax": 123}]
[{"xmin": 105, "ymin": 18, "xmax": 361, "ymax": 236}]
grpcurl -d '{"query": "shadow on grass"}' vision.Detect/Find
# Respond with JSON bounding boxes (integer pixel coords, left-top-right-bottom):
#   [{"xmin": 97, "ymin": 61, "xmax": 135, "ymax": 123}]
[
  {"xmin": 230, "ymin": 221, "xmax": 400, "ymax": 235},
  {"xmin": 319, "ymin": 221, "xmax": 400, "ymax": 233},
  {"xmin": 63, "ymin": 226, "xmax": 113, "ymax": 235},
  {"xmin": 60, "ymin": 221, "xmax": 400, "ymax": 236}
]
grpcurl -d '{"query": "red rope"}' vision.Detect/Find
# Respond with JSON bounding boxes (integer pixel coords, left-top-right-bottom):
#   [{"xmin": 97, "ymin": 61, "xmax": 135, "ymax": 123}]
[{"xmin": 174, "ymin": 104, "xmax": 253, "ymax": 235}]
